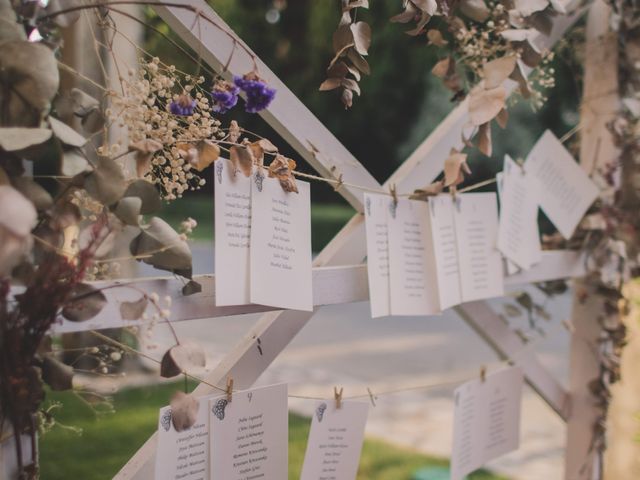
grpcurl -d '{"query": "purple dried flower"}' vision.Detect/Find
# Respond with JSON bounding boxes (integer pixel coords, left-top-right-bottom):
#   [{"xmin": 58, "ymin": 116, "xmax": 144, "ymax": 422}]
[
  {"xmin": 169, "ymin": 94, "xmax": 196, "ymax": 116},
  {"xmin": 211, "ymin": 80, "xmax": 240, "ymax": 113},
  {"xmin": 234, "ymin": 73, "xmax": 276, "ymax": 113}
]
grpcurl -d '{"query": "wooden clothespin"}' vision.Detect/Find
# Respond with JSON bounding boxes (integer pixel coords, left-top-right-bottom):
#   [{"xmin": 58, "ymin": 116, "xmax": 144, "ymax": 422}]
[
  {"xmin": 366, "ymin": 387, "xmax": 377, "ymax": 408},
  {"xmin": 334, "ymin": 386, "xmax": 343, "ymax": 409},
  {"xmin": 515, "ymin": 158, "xmax": 526, "ymax": 174},
  {"xmin": 480, "ymin": 365, "xmax": 487, "ymax": 383},
  {"xmin": 226, "ymin": 376, "xmax": 234, "ymax": 403},
  {"xmin": 449, "ymin": 185, "xmax": 458, "ymax": 200},
  {"xmin": 333, "ymin": 173, "xmax": 344, "ymax": 192},
  {"xmin": 389, "ymin": 184, "xmax": 398, "ymax": 206}
]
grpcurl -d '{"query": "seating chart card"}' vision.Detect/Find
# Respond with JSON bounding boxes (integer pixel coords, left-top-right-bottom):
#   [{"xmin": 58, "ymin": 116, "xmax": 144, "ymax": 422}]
[
  {"xmin": 155, "ymin": 396, "xmax": 212, "ymax": 480},
  {"xmin": 526, "ymin": 130, "xmax": 599, "ymax": 239},
  {"xmin": 387, "ymin": 198, "xmax": 440, "ymax": 315},
  {"xmin": 300, "ymin": 400, "xmax": 369, "ymax": 480},
  {"xmin": 453, "ymin": 193, "xmax": 504, "ymax": 302},
  {"xmin": 451, "ymin": 366, "xmax": 524, "ymax": 480},
  {"xmin": 364, "ymin": 193, "xmax": 391, "ymax": 318},
  {"xmin": 496, "ymin": 172, "xmax": 521, "ymax": 276},
  {"xmin": 497, "ymin": 156, "xmax": 543, "ymax": 271},
  {"xmin": 214, "ymin": 159, "xmax": 252, "ymax": 306},
  {"xmin": 428, "ymin": 195, "xmax": 462, "ymax": 310},
  {"xmin": 250, "ymin": 172, "xmax": 313, "ymax": 311},
  {"xmin": 209, "ymin": 383, "xmax": 288, "ymax": 480}
]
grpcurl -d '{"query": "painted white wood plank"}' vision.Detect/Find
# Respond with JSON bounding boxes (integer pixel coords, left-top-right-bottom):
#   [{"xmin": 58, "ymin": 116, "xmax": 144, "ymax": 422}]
[
  {"xmin": 50, "ymin": 250, "xmax": 582, "ymax": 334},
  {"xmin": 152, "ymin": 0, "xmax": 380, "ymax": 210},
  {"xmin": 455, "ymin": 301, "xmax": 571, "ymax": 420}
]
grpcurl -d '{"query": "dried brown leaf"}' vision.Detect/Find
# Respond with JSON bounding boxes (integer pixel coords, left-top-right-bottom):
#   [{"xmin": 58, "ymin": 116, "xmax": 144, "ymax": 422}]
[
  {"xmin": 427, "ymin": 29, "xmax": 448, "ymax": 47},
  {"xmin": 443, "ymin": 149, "xmax": 471, "ymax": 187},
  {"xmin": 160, "ymin": 342, "xmax": 206, "ymax": 378},
  {"xmin": 350, "ymin": 21, "xmax": 371, "ymax": 56},
  {"xmin": 120, "ymin": 296, "xmax": 149, "ymax": 320},
  {"xmin": 62, "ymin": 283, "xmax": 107, "ymax": 322},
  {"xmin": 192, "ymin": 140, "xmax": 220, "ymax": 172},
  {"xmin": 130, "ymin": 138, "xmax": 163, "ymax": 178},
  {"xmin": 230, "ymin": 142, "xmax": 255, "ymax": 177},
  {"xmin": 391, "ymin": 1, "xmax": 419, "ymax": 23},
  {"xmin": 468, "ymin": 85, "xmax": 506, "ymax": 126},
  {"xmin": 476, "ymin": 122, "xmax": 493, "ymax": 157},
  {"xmin": 458, "ymin": 0, "xmax": 490, "ymax": 22},
  {"xmin": 510, "ymin": 60, "xmax": 531, "ymax": 98},
  {"xmin": 268, "ymin": 154, "xmax": 298, "ymax": 193},
  {"xmin": 228, "ymin": 120, "xmax": 241, "ymax": 143},
  {"xmin": 347, "ymin": 48, "xmax": 371, "ymax": 75},
  {"xmin": 341, "ymin": 88, "xmax": 354, "ymax": 109},
  {"xmin": 333, "ymin": 24, "xmax": 354, "ymax": 53},
  {"xmin": 319, "ymin": 77, "xmax": 343, "ymax": 91},
  {"xmin": 483, "ymin": 55, "xmax": 517, "ymax": 89},
  {"xmin": 413, "ymin": 0, "xmax": 438, "ymax": 15},
  {"xmin": 405, "ymin": 12, "xmax": 431, "ymax": 36},
  {"xmin": 170, "ymin": 391, "xmax": 199, "ymax": 432}
]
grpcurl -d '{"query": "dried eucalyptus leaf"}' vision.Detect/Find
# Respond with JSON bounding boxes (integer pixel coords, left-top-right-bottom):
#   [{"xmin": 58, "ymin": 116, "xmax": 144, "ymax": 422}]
[
  {"xmin": 527, "ymin": 11, "xmax": 554, "ymax": 36},
  {"xmin": 413, "ymin": 0, "xmax": 438, "ymax": 15},
  {"xmin": 193, "ymin": 140, "xmax": 220, "ymax": 172},
  {"xmin": 347, "ymin": 49, "xmax": 371, "ymax": 75},
  {"xmin": 49, "ymin": 117, "xmax": 87, "ymax": 148},
  {"xmin": 130, "ymin": 138, "xmax": 163, "ymax": 178},
  {"xmin": 427, "ymin": 29, "xmax": 448, "ymax": 46},
  {"xmin": 114, "ymin": 196, "xmax": 142, "ymax": 226},
  {"xmin": 84, "ymin": 157, "xmax": 126, "ymax": 206},
  {"xmin": 327, "ymin": 61, "xmax": 350, "ymax": 79},
  {"xmin": 130, "ymin": 217, "xmax": 192, "ymax": 273},
  {"xmin": 0, "ymin": 0, "xmax": 27, "ymax": 44},
  {"xmin": 0, "ymin": 41, "xmax": 59, "ymax": 125},
  {"xmin": 483, "ymin": 55, "xmax": 517, "ymax": 89},
  {"xmin": 476, "ymin": 122, "xmax": 492, "ymax": 156},
  {"xmin": 62, "ymin": 148, "xmax": 90, "ymax": 176},
  {"xmin": 12, "ymin": 177, "xmax": 53, "ymax": 211},
  {"xmin": 468, "ymin": 85, "xmax": 506, "ymax": 126},
  {"xmin": 62, "ymin": 283, "xmax": 107, "ymax": 322},
  {"xmin": 170, "ymin": 391, "xmax": 199, "ymax": 432},
  {"xmin": 182, "ymin": 280, "xmax": 202, "ymax": 296},
  {"xmin": 443, "ymin": 150, "xmax": 470, "ymax": 187},
  {"xmin": 319, "ymin": 77, "xmax": 343, "ymax": 91},
  {"xmin": 405, "ymin": 11, "xmax": 431, "ymax": 36},
  {"xmin": 431, "ymin": 57, "xmax": 452, "ymax": 78},
  {"xmin": 120, "ymin": 296, "xmax": 148, "ymax": 320},
  {"xmin": 519, "ymin": 39, "xmax": 543, "ymax": 67},
  {"xmin": 42, "ymin": 355, "xmax": 74, "ymax": 391},
  {"xmin": 391, "ymin": 1, "xmax": 419, "ymax": 23},
  {"xmin": 513, "ymin": 0, "xmax": 548, "ymax": 17},
  {"xmin": 0, "ymin": 128, "xmax": 52, "ymax": 151},
  {"xmin": 350, "ymin": 21, "xmax": 371, "ymax": 56},
  {"xmin": 341, "ymin": 78, "xmax": 361, "ymax": 95},
  {"xmin": 160, "ymin": 342, "xmax": 206, "ymax": 378},
  {"xmin": 333, "ymin": 24, "xmax": 354, "ymax": 53},
  {"xmin": 0, "ymin": 185, "xmax": 37, "ymax": 237},
  {"xmin": 229, "ymin": 143, "xmax": 255, "ymax": 177},
  {"xmin": 458, "ymin": 0, "xmax": 490, "ymax": 22},
  {"xmin": 124, "ymin": 180, "xmax": 162, "ymax": 215}
]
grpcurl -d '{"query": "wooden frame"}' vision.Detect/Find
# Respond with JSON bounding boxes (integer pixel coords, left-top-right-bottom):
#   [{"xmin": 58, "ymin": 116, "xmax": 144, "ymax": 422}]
[{"xmin": 44, "ymin": 1, "xmax": 605, "ymax": 478}]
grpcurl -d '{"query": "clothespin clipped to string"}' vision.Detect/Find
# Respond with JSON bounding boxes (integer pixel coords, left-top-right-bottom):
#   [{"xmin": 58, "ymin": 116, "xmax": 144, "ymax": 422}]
[
  {"xmin": 367, "ymin": 387, "xmax": 377, "ymax": 408},
  {"xmin": 334, "ymin": 386, "xmax": 343, "ymax": 410},
  {"xmin": 226, "ymin": 376, "xmax": 234, "ymax": 403},
  {"xmin": 389, "ymin": 184, "xmax": 398, "ymax": 207},
  {"xmin": 333, "ymin": 172, "xmax": 344, "ymax": 192},
  {"xmin": 480, "ymin": 365, "xmax": 487, "ymax": 383},
  {"xmin": 515, "ymin": 157, "xmax": 526, "ymax": 174}
]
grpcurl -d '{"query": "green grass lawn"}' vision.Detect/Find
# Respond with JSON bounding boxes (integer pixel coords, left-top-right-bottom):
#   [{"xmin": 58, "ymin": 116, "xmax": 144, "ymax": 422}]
[
  {"xmin": 158, "ymin": 195, "xmax": 356, "ymax": 251},
  {"xmin": 39, "ymin": 382, "xmax": 506, "ymax": 480}
]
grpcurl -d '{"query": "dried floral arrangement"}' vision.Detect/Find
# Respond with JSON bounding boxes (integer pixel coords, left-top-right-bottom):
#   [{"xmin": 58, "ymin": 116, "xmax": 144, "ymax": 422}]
[
  {"xmin": 0, "ymin": 1, "xmax": 299, "ymax": 477},
  {"xmin": 321, "ymin": 0, "xmax": 564, "ymax": 156}
]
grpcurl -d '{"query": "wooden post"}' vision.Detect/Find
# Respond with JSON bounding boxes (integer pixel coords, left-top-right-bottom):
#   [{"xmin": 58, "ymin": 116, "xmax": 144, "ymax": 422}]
[{"xmin": 565, "ymin": 1, "xmax": 620, "ymax": 478}]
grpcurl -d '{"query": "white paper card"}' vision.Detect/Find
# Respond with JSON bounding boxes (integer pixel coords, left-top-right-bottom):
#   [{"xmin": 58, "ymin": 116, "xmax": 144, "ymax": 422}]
[
  {"xmin": 453, "ymin": 193, "xmax": 504, "ymax": 302},
  {"xmin": 388, "ymin": 198, "xmax": 440, "ymax": 315},
  {"xmin": 300, "ymin": 401, "xmax": 369, "ymax": 480},
  {"xmin": 526, "ymin": 130, "xmax": 599, "ymax": 239},
  {"xmin": 250, "ymin": 172, "xmax": 313, "ymax": 311},
  {"xmin": 364, "ymin": 194, "xmax": 391, "ymax": 318},
  {"xmin": 428, "ymin": 195, "xmax": 462, "ymax": 310},
  {"xmin": 451, "ymin": 366, "xmax": 524, "ymax": 480},
  {"xmin": 209, "ymin": 383, "xmax": 288, "ymax": 480},
  {"xmin": 496, "ymin": 173, "xmax": 520, "ymax": 276},
  {"xmin": 497, "ymin": 156, "xmax": 542, "ymax": 270},
  {"xmin": 214, "ymin": 159, "xmax": 252, "ymax": 306},
  {"xmin": 155, "ymin": 397, "xmax": 212, "ymax": 479}
]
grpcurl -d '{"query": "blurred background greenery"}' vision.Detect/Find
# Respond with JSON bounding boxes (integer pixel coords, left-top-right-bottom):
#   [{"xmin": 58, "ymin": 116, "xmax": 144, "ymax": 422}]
[{"xmin": 145, "ymin": 1, "xmax": 585, "ymax": 248}]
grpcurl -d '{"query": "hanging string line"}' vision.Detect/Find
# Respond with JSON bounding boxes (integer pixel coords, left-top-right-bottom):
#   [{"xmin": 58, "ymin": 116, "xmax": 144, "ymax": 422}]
[{"xmin": 89, "ymin": 330, "xmax": 517, "ymax": 404}]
